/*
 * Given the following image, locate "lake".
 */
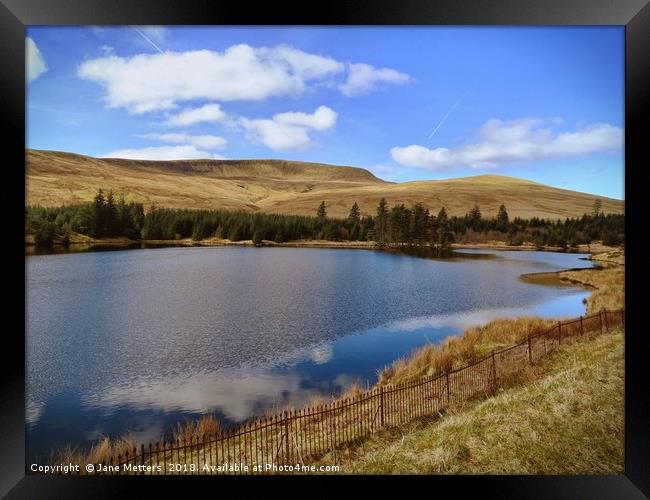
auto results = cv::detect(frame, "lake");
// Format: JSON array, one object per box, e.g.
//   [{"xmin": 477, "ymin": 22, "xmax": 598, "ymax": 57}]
[{"xmin": 26, "ymin": 246, "xmax": 593, "ymax": 460}]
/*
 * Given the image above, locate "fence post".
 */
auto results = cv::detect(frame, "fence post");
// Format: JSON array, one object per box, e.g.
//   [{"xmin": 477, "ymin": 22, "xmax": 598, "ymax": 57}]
[
  {"xmin": 622, "ymin": 309, "xmax": 625, "ymax": 328},
  {"xmin": 558, "ymin": 321, "xmax": 562, "ymax": 345},
  {"xmin": 580, "ymin": 315, "xmax": 584, "ymax": 336},
  {"xmin": 446, "ymin": 371, "xmax": 451, "ymax": 404},
  {"xmin": 332, "ymin": 413, "xmax": 337, "ymax": 460},
  {"xmin": 284, "ymin": 411, "xmax": 290, "ymax": 464},
  {"xmin": 491, "ymin": 350, "xmax": 497, "ymax": 391},
  {"xmin": 603, "ymin": 309, "xmax": 609, "ymax": 331},
  {"xmin": 528, "ymin": 334, "xmax": 533, "ymax": 364},
  {"xmin": 379, "ymin": 386, "xmax": 385, "ymax": 428},
  {"xmin": 599, "ymin": 311, "xmax": 603, "ymax": 334}
]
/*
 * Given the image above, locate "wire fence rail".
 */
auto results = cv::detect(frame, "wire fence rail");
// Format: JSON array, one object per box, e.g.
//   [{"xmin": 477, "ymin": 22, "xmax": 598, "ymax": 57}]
[{"xmin": 73, "ymin": 309, "xmax": 623, "ymax": 475}]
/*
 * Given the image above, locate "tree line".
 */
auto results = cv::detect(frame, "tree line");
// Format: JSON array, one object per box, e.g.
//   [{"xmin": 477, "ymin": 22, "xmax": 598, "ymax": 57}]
[{"xmin": 26, "ymin": 189, "xmax": 624, "ymax": 250}]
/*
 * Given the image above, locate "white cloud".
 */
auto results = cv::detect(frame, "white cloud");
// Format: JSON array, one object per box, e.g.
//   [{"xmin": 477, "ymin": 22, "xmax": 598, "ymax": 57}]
[
  {"xmin": 240, "ymin": 119, "xmax": 311, "ymax": 151},
  {"xmin": 102, "ymin": 145, "xmax": 224, "ymax": 160},
  {"xmin": 162, "ymin": 103, "xmax": 228, "ymax": 127},
  {"xmin": 273, "ymin": 105, "xmax": 337, "ymax": 131},
  {"xmin": 77, "ymin": 43, "xmax": 412, "ymax": 113},
  {"xmin": 137, "ymin": 132, "xmax": 227, "ymax": 150},
  {"xmin": 260, "ymin": 44, "xmax": 343, "ymax": 80},
  {"xmin": 390, "ymin": 118, "xmax": 623, "ymax": 171},
  {"xmin": 77, "ymin": 44, "xmax": 343, "ymax": 114},
  {"xmin": 339, "ymin": 62, "xmax": 411, "ymax": 97},
  {"xmin": 26, "ymin": 37, "xmax": 47, "ymax": 83},
  {"xmin": 239, "ymin": 105, "xmax": 337, "ymax": 151}
]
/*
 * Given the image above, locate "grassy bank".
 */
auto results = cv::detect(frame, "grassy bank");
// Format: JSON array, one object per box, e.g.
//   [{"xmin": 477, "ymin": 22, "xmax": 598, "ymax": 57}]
[
  {"xmin": 378, "ymin": 317, "xmax": 556, "ymax": 386},
  {"xmin": 379, "ymin": 249, "xmax": 624, "ymax": 387},
  {"xmin": 343, "ymin": 328, "xmax": 624, "ymax": 474},
  {"xmin": 559, "ymin": 249, "xmax": 624, "ymax": 313}
]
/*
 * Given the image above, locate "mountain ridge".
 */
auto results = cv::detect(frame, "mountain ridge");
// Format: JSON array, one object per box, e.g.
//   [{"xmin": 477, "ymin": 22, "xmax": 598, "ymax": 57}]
[{"xmin": 26, "ymin": 149, "xmax": 624, "ymax": 219}]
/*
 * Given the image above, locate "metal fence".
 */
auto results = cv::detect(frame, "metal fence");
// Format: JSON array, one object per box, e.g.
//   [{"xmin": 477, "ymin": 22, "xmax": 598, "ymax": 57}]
[{"xmin": 87, "ymin": 309, "xmax": 624, "ymax": 475}]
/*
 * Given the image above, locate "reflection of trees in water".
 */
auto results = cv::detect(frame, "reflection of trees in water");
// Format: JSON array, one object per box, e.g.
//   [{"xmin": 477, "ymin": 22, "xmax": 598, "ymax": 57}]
[{"xmin": 391, "ymin": 246, "xmax": 492, "ymax": 261}]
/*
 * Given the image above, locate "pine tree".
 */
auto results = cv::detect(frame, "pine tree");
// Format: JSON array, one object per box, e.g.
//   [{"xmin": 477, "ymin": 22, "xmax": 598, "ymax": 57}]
[
  {"xmin": 497, "ymin": 204, "xmax": 509, "ymax": 232},
  {"xmin": 105, "ymin": 190, "xmax": 118, "ymax": 236},
  {"xmin": 317, "ymin": 201, "xmax": 327, "ymax": 220},
  {"xmin": 348, "ymin": 202, "xmax": 361, "ymax": 223},
  {"xmin": 375, "ymin": 197, "xmax": 389, "ymax": 246},
  {"xmin": 274, "ymin": 226, "xmax": 285, "ymax": 243},
  {"xmin": 468, "ymin": 204, "xmax": 482, "ymax": 229},
  {"xmin": 92, "ymin": 189, "xmax": 106, "ymax": 237},
  {"xmin": 401, "ymin": 206, "xmax": 413, "ymax": 245},
  {"xmin": 411, "ymin": 202, "xmax": 428, "ymax": 245},
  {"xmin": 437, "ymin": 206, "xmax": 452, "ymax": 248},
  {"xmin": 252, "ymin": 229, "xmax": 263, "ymax": 246},
  {"xmin": 592, "ymin": 199, "xmax": 602, "ymax": 217}
]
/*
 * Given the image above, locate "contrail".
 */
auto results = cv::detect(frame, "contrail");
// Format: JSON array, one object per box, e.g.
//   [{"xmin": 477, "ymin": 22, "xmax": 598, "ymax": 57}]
[
  {"xmin": 133, "ymin": 27, "xmax": 164, "ymax": 54},
  {"xmin": 428, "ymin": 96, "xmax": 463, "ymax": 139}
]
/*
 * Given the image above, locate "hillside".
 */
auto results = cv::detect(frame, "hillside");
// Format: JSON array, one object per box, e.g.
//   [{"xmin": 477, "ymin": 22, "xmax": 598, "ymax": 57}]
[
  {"xmin": 344, "ymin": 329, "xmax": 624, "ymax": 474},
  {"xmin": 26, "ymin": 149, "xmax": 624, "ymax": 219}
]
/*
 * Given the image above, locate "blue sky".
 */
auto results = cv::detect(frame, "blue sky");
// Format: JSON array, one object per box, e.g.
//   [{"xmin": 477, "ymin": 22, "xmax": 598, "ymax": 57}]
[{"xmin": 26, "ymin": 26, "xmax": 624, "ymax": 199}]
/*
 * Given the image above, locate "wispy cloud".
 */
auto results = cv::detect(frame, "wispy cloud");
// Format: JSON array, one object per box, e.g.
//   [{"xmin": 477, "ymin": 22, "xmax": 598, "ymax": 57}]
[
  {"xmin": 99, "ymin": 45, "xmax": 114, "ymax": 55},
  {"xmin": 391, "ymin": 118, "xmax": 623, "ymax": 171},
  {"xmin": 136, "ymin": 132, "xmax": 227, "ymax": 150},
  {"xmin": 132, "ymin": 27, "xmax": 164, "ymax": 54},
  {"xmin": 428, "ymin": 95, "xmax": 464, "ymax": 139},
  {"xmin": 162, "ymin": 103, "xmax": 228, "ymax": 127},
  {"xmin": 339, "ymin": 63, "xmax": 412, "ymax": 97},
  {"xmin": 26, "ymin": 37, "xmax": 47, "ymax": 83},
  {"xmin": 102, "ymin": 145, "xmax": 225, "ymax": 160}
]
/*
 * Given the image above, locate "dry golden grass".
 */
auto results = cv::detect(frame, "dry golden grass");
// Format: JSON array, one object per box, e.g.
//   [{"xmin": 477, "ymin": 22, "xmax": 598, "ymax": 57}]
[
  {"xmin": 378, "ymin": 316, "xmax": 557, "ymax": 386},
  {"xmin": 55, "ymin": 434, "xmax": 139, "ymax": 467},
  {"xmin": 26, "ymin": 149, "xmax": 624, "ymax": 219},
  {"xmin": 56, "ymin": 414, "xmax": 223, "ymax": 466},
  {"xmin": 345, "ymin": 329, "xmax": 624, "ymax": 474},
  {"xmin": 172, "ymin": 414, "xmax": 222, "ymax": 444},
  {"xmin": 591, "ymin": 248, "xmax": 625, "ymax": 266},
  {"xmin": 560, "ymin": 250, "xmax": 624, "ymax": 314}
]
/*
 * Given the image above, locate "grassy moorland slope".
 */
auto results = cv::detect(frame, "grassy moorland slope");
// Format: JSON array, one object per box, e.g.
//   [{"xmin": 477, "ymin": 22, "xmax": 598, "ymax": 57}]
[
  {"xmin": 345, "ymin": 328, "xmax": 624, "ymax": 474},
  {"xmin": 26, "ymin": 149, "xmax": 624, "ymax": 219}
]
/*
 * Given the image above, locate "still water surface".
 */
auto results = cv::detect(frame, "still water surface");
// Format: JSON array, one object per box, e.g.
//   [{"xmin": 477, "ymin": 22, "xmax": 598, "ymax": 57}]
[{"xmin": 26, "ymin": 247, "xmax": 593, "ymax": 459}]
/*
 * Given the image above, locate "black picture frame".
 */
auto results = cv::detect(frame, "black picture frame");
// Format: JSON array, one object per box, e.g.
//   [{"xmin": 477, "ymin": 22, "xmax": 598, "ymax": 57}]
[{"xmin": 2, "ymin": 0, "xmax": 647, "ymax": 497}]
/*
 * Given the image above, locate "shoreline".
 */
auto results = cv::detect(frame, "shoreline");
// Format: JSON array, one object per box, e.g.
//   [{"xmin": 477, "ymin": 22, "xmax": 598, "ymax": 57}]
[
  {"xmin": 25, "ymin": 233, "xmax": 620, "ymax": 256},
  {"xmin": 519, "ymin": 269, "xmax": 599, "ymax": 288}
]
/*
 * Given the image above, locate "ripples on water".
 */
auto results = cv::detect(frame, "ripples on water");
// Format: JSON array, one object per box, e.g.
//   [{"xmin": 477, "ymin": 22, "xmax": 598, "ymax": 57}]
[{"xmin": 26, "ymin": 247, "xmax": 593, "ymax": 458}]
